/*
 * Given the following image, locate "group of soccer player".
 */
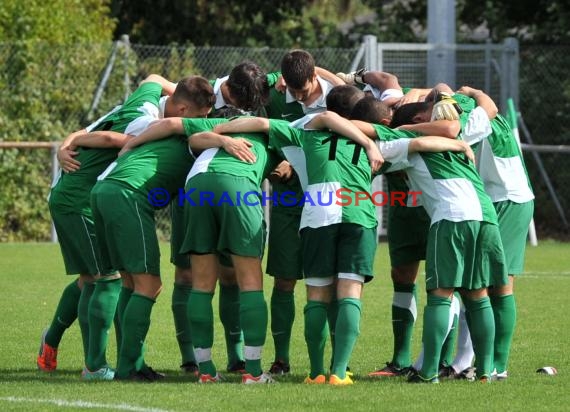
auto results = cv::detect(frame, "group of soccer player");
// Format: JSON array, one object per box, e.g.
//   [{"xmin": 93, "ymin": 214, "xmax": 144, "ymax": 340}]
[{"xmin": 38, "ymin": 48, "xmax": 534, "ymax": 385}]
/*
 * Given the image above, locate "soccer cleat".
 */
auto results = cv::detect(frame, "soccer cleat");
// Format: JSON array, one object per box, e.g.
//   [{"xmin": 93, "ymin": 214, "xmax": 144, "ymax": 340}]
[
  {"xmin": 242, "ymin": 372, "xmax": 276, "ymax": 384},
  {"xmin": 368, "ymin": 362, "xmax": 411, "ymax": 377},
  {"xmin": 407, "ymin": 370, "xmax": 439, "ymax": 384},
  {"xmin": 329, "ymin": 374, "xmax": 354, "ymax": 385},
  {"xmin": 304, "ymin": 374, "xmax": 326, "ymax": 384},
  {"xmin": 490, "ymin": 369, "xmax": 508, "ymax": 381},
  {"xmin": 139, "ymin": 365, "xmax": 166, "ymax": 381},
  {"xmin": 269, "ymin": 360, "xmax": 290, "ymax": 375},
  {"xmin": 439, "ymin": 365, "xmax": 476, "ymax": 381},
  {"xmin": 180, "ymin": 361, "xmax": 199, "ymax": 376},
  {"xmin": 198, "ymin": 373, "xmax": 223, "ymax": 383},
  {"xmin": 81, "ymin": 366, "xmax": 115, "ymax": 381},
  {"xmin": 37, "ymin": 329, "xmax": 58, "ymax": 372},
  {"xmin": 226, "ymin": 360, "xmax": 246, "ymax": 374}
]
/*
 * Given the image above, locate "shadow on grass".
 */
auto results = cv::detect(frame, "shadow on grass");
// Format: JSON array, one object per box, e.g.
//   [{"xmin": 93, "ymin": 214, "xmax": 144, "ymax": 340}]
[{"xmin": 0, "ymin": 369, "xmax": 312, "ymax": 384}]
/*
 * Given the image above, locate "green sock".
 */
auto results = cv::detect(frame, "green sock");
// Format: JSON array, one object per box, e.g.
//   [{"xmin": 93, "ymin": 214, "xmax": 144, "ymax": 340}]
[
  {"xmin": 188, "ymin": 290, "xmax": 216, "ymax": 376},
  {"xmin": 77, "ymin": 281, "xmax": 95, "ymax": 361},
  {"xmin": 114, "ymin": 286, "xmax": 132, "ymax": 365},
  {"xmin": 439, "ymin": 292, "xmax": 460, "ymax": 367},
  {"xmin": 304, "ymin": 300, "xmax": 328, "ymax": 379},
  {"xmin": 172, "ymin": 283, "xmax": 195, "ymax": 365},
  {"xmin": 463, "ymin": 296, "xmax": 495, "ymax": 378},
  {"xmin": 490, "ymin": 294, "xmax": 516, "ymax": 374},
  {"xmin": 219, "ymin": 284, "xmax": 243, "ymax": 366},
  {"xmin": 420, "ymin": 294, "xmax": 451, "ymax": 379},
  {"xmin": 86, "ymin": 277, "xmax": 121, "ymax": 370},
  {"xmin": 391, "ymin": 283, "xmax": 417, "ymax": 368},
  {"xmin": 116, "ymin": 293, "xmax": 155, "ymax": 379},
  {"xmin": 45, "ymin": 279, "xmax": 81, "ymax": 348},
  {"xmin": 331, "ymin": 298, "xmax": 362, "ymax": 378},
  {"xmin": 240, "ymin": 290, "xmax": 268, "ymax": 377},
  {"xmin": 270, "ymin": 288, "xmax": 295, "ymax": 363},
  {"xmin": 327, "ymin": 296, "xmax": 338, "ymax": 369}
]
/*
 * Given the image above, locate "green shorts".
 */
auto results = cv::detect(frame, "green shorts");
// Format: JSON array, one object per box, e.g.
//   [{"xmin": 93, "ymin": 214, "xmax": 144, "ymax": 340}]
[
  {"xmin": 180, "ymin": 173, "xmax": 265, "ymax": 258},
  {"xmin": 425, "ymin": 220, "xmax": 507, "ymax": 290},
  {"xmin": 387, "ymin": 204, "xmax": 430, "ymax": 267},
  {"xmin": 300, "ymin": 223, "xmax": 377, "ymax": 282},
  {"xmin": 49, "ymin": 206, "xmax": 107, "ymax": 276},
  {"xmin": 91, "ymin": 180, "xmax": 161, "ymax": 276},
  {"xmin": 495, "ymin": 200, "xmax": 534, "ymax": 275},
  {"xmin": 266, "ymin": 209, "xmax": 303, "ymax": 280},
  {"xmin": 170, "ymin": 198, "xmax": 190, "ymax": 269}
]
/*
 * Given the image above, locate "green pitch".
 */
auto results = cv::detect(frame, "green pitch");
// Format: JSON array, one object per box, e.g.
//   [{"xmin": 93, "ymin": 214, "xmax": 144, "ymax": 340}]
[{"xmin": 0, "ymin": 241, "xmax": 568, "ymax": 411}]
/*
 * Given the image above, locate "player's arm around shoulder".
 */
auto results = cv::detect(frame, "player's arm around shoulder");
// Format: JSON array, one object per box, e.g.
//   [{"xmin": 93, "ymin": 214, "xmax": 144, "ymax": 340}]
[
  {"xmin": 409, "ymin": 136, "xmax": 474, "ymax": 161},
  {"xmin": 118, "ymin": 117, "xmax": 185, "ymax": 156},
  {"xmin": 189, "ymin": 131, "xmax": 256, "ymax": 163},
  {"xmin": 140, "ymin": 74, "xmax": 177, "ymax": 96},
  {"xmin": 307, "ymin": 111, "xmax": 383, "ymax": 172},
  {"xmin": 213, "ymin": 116, "xmax": 269, "ymax": 135}
]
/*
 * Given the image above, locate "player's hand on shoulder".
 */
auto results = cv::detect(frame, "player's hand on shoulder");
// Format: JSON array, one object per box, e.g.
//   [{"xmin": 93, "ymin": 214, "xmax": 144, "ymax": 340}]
[
  {"xmin": 57, "ymin": 146, "xmax": 80, "ymax": 173},
  {"xmin": 222, "ymin": 137, "xmax": 256, "ymax": 163}
]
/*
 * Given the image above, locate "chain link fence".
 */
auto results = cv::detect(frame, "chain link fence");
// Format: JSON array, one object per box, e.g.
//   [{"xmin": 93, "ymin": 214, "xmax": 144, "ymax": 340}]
[{"xmin": 0, "ymin": 39, "xmax": 568, "ymax": 241}]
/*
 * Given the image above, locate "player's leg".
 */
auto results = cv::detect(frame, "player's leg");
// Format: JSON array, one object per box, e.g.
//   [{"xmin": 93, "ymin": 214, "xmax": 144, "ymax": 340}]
[
  {"xmin": 169, "ymin": 198, "xmax": 198, "ymax": 373},
  {"xmin": 266, "ymin": 210, "xmax": 303, "ymax": 374},
  {"xmin": 460, "ymin": 221, "xmax": 507, "ymax": 381},
  {"xmin": 411, "ymin": 220, "xmax": 477, "ymax": 383},
  {"xmin": 40, "ymin": 208, "xmax": 103, "ymax": 371},
  {"xmin": 172, "ymin": 265, "xmax": 197, "ymax": 373},
  {"xmin": 96, "ymin": 185, "xmax": 163, "ymax": 381},
  {"xmin": 187, "ymin": 253, "xmax": 219, "ymax": 380},
  {"xmin": 371, "ymin": 204, "xmax": 429, "ymax": 377},
  {"xmin": 489, "ymin": 200, "xmax": 533, "ymax": 379},
  {"xmin": 330, "ymin": 223, "xmax": 376, "ymax": 385},
  {"xmin": 232, "ymin": 255, "xmax": 273, "ymax": 384},
  {"xmin": 217, "ymin": 261, "xmax": 245, "ymax": 373}
]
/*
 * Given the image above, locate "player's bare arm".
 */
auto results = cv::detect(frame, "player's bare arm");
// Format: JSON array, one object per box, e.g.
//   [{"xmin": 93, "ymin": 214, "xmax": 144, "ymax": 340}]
[
  {"xmin": 118, "ymin": 117, "xmax": 184, "ymax": 156},
  {"xmin": 213, "ymin": 117, "xmax": 269, "ymax": 134},
  {"xmin": 188, "ymin": 131, "xmax": 256, "ymax": 163}
]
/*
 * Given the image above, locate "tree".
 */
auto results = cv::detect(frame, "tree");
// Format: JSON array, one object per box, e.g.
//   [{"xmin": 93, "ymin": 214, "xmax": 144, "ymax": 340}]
[{"xmin": 0, "ymin": 0, "xmax": 116, "ymax": 241}]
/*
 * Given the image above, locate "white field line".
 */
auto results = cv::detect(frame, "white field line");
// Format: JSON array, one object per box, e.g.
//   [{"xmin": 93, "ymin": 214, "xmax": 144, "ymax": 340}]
[{"xmin": 0, "ymin": 396, "xmax": 171, "ymax": 412}]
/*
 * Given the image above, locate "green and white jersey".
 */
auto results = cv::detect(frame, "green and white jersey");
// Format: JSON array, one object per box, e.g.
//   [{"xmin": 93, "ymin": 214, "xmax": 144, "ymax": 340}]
[
  {"xmin": 268, "ymin": 119, "xmax": 377, "ymax": 230},
  {"xmin": 97, "ymin": 135, "xmax": 194, "ymax": 208},
  {"xmin": 264, "ymin": 75, "xmax": 333, "ymax": 121},
  {"xmin": 49, "ymin": 82, "xmax": 164, "ymax": 214},
  {"xmin": 372, "ymin": 124, "xmax": 498, "ymax": 225},
  {"xmin": 369, "ymin": 123, "xmax": 420, "ymax": 206},
  {"xmin": 461, "ymin": 111, "xmax": 534, "ymax": 203},
  {"xmin": 184, "ymin": 118, "xmax": 278, "ymax": 188}
]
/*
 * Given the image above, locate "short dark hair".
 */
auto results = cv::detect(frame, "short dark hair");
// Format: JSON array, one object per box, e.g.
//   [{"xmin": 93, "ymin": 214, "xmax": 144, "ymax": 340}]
[
  {"xmin": 389, "ymin": 102, "xmax": 430, "ymax": 128},
  {"xmin": 326, "ymin": 85, "xmax": 365, "ymax": 119},
  {"xmin": 226, "ymin": 61, "xmax": 270, "ymax": 111},
  {"xmin": 280, "ymin": 49, "xmax": 315, "ymax": 90},
  {"xmin": 172, "ymin": 76, "xmax": 216, "ymax": 108},
  {"xmin": 350, "ymin": 96, "xmax": 392, "ymax": 124}
]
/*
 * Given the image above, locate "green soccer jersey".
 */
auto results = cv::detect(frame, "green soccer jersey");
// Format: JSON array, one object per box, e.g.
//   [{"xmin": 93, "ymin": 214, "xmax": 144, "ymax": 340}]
[
  {"xmin": 97, "ymin": 134, "xmax": 194, "ymax": 207},
  {"xmin": 182, "ymin": 118, "xmax": 279, "ymax": 188},
  {"xmin": 49, "ymin": 82, "xmax": 163, "ymax": 214},
  {"xmin": 371, "ymin": 124, "xmax": 498, "ymax": 225},
  {"xmin": 268, "ymin": 119, "xmax": 377, "ymax": 229},
  {"xmin": 462, "ymin": 112, "xmax": 534, "ymax": 203},
  {"xmin": 373, "ymin": 124, "xmax": 420, "ymax": 205}
]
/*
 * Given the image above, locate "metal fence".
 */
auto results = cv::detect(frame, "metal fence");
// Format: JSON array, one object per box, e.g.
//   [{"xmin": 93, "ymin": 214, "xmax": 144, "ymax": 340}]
[{"xmin": 0, "ymin": 37, "xmax": 568, "ymax": 241}]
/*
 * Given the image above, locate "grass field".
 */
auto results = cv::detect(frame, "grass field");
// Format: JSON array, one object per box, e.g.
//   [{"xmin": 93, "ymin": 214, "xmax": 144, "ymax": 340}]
[{"xmin": 0, "ymin": 240, "xmax": 568, "ymax": 411}]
